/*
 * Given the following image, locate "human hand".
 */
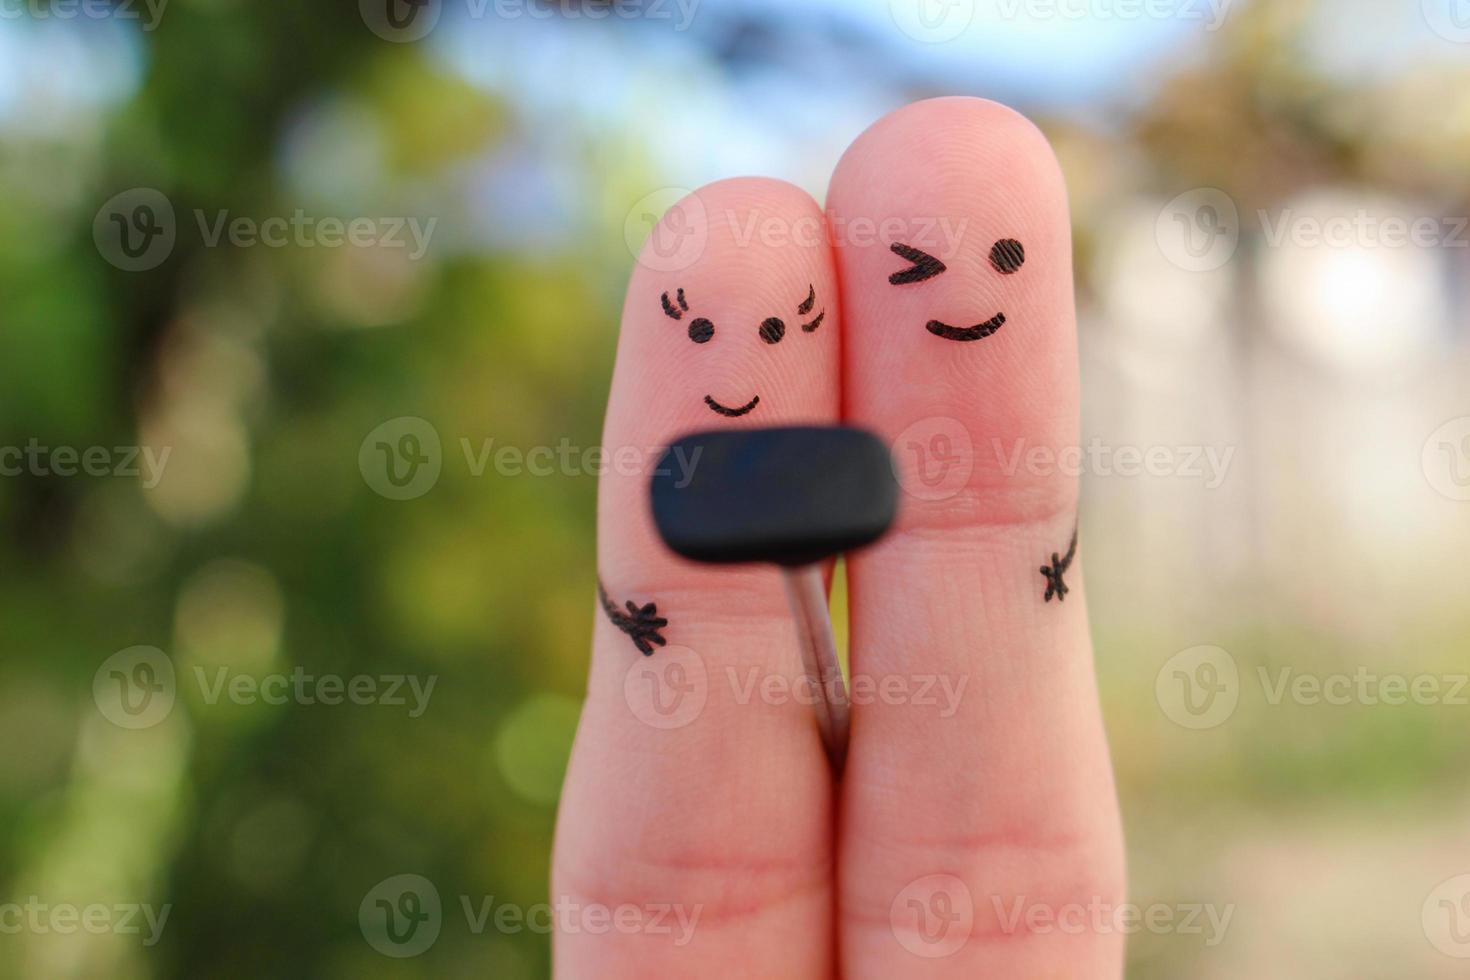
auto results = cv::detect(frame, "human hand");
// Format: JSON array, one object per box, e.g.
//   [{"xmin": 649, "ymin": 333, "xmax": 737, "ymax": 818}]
[{"xmin": 553, "ymin": 97, "xmax": 1125, "ymax": 979}]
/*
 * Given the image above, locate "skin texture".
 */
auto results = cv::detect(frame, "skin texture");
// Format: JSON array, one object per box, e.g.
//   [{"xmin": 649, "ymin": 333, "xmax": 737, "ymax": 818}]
[
  {"xmin": 555, "ymin": 177, "xmax": 840, "ymax": 978},
  {"xmin": 553, "ymin": 98, "xmax": 1124, "ymax": 978}
]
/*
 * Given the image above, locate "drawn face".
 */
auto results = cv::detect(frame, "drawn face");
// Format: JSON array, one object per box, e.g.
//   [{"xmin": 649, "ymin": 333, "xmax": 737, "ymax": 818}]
[
  {"xmin": 659, "ymin": 282, "xmax": 827, "ymax": 417},
  {"xmin": 886, "ymin": 237, "xmax": 1026, "ymax": 341}
]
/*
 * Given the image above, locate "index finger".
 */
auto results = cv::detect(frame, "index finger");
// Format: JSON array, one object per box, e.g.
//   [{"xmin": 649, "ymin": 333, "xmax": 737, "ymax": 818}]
[
  {"xmin": 828, "ymin": 98, "xmax": 1126, "ymax": 977},
  {"xmin": 553, "ymin": 177, "xmax": 841, "ymax": 978}
]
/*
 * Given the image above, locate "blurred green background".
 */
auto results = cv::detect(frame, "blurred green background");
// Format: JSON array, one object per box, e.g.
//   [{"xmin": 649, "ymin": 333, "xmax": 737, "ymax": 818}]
[{"xmin": 3, "ymin": 0, "xmax": 1470, "ymax": 976}]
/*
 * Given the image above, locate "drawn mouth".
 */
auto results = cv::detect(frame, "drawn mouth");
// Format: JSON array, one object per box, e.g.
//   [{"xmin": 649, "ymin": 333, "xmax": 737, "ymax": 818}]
[
  {"xmin": 926, "ymin": 312, "xmax": 1006, "ymax": 342},
  {"xmin": 704, "ymin": 394, "xmax": 760, "ymax": 417}
]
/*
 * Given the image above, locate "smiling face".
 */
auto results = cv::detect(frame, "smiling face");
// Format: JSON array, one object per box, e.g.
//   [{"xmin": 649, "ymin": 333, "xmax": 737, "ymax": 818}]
[
  {"xmin": 608, "ymin": 178, "xmax": 836, "ymax": 435},
  {"xmin": 659, "ymin": 282, "xmax": 828, "ymax": 417},
  {"xmin": 826, "ymin": 97, "xmax": 1076, "ymax": 525},
  {"xmin": 886, "ymin": 237, "xmax": 1026, "ymax": 341},
  {"xmin": 599, "ymin": 176, "xmax": 839, "ymax": 596}
]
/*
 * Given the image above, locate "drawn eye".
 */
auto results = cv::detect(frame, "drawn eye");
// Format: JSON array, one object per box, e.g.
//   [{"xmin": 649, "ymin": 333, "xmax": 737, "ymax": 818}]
[
  {"xmin": 888, "ymin": 243, "xmax": 946, "ymax": 285},
  {"xmin": 759, "ymin": 317, "xmax": 785, "ymax": 344},
  {"xmin": 796, "ymin": 283, "xmax": 825, "ymax": 333},
  {"xmin": 990, "ymin": 238, "xmax": 1025, "ymax": 274},
  {"xmin": 688, "ymin": 318, "xmax": 714, "ymax": 344},
  {"xmin": 661, "ymin": 288, "xmax": 690, "ymax": 320}
]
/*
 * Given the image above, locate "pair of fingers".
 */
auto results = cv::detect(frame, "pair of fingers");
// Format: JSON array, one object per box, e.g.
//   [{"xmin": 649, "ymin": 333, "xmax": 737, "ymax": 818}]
[{"xmin": 553, "ymin": 97, "xmax": 1124, "ymax": 978}]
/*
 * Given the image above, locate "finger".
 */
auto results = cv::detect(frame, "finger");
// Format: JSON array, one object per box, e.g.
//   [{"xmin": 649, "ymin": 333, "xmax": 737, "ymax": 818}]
[
  {"xmin": 553, "ymin": 178, "xmax": 840, "ymax": 978},
  {"xmin": 828, "ymin": 98, "xmax": 1125, "ymax": 977}
]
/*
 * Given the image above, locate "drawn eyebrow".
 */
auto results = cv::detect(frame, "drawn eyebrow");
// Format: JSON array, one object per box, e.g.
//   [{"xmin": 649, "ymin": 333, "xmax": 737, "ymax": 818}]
[
  {"xmin": 661, "ymin": 288, "xmax": 690, "ymax": 321},
  {"xmin": 797, "ymin": 284, "xmax": 815, "ymax": 315},
  {"xmin": 888, "ymin": 243, "xmax": 946, "ymax": 285}
]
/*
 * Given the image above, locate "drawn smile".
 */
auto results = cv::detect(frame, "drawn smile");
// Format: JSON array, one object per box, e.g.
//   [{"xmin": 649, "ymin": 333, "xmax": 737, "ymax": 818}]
[
  {"xmin": 704, "ymin": 394, "xmax": 760, "ymax": 417},
  {"xmin": 926, "ymin": 312, "xmax": 1006, "ymax": 342}
]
